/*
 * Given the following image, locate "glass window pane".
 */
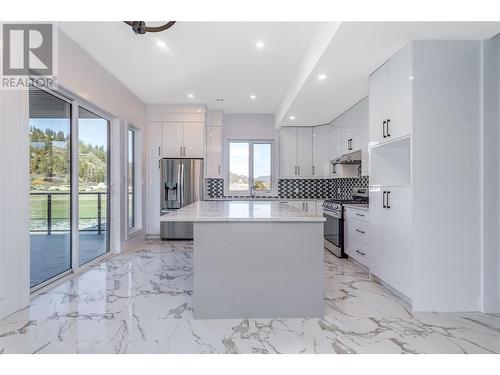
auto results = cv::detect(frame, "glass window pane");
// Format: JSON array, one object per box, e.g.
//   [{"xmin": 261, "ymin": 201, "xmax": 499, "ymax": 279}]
[
  {"xmin": 229, "ymin": 142, "xmax": 249, "ymax": 191},
  {"xmin": 253, "ymin": 143, "xmax": 272, "ymax": 190},
  {"xmin": 78, "ymin": 106, "xmax": 109, "ymax": 265},
  {"xmin": 29, "ymin": 87, "xmax": 72, "ymax": 287},
  {"xmin": 128, "ymin": 129, "xmax": 135, "ymax": 229}
]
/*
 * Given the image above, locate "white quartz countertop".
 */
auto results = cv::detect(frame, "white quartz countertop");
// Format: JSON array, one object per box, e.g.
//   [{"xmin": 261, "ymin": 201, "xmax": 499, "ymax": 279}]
[{"xmin": 159, "ymin": 200, "xmax": 326, "ymax": 222}]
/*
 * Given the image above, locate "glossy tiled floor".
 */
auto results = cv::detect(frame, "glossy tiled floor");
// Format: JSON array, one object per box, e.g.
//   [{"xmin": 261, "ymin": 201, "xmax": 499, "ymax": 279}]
[{"xmin": 1, "ymin": 240, "xmax": 499, "ymax": 354}]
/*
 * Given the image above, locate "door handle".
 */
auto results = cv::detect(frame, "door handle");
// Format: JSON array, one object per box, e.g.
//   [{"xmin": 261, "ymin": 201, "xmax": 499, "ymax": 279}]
[
  {"xmin": 183, "ymin": 146, "xmax": 186, "ymax": 156},
  {"xmin": 356, "ymin": 250, "xmax": 366, "ymax": 256},
  {"xmin": 383, "ymin": 191, "xmax": 387, "ymax": 208},
  {"xmin": 386, "ymin": 119, "xmax": 391, "ymax": 137},
  {"xmin": 218, "ymin": 165, "xmax": 221, "ymax": 175},
  {"xmin": 386, "ymin": 191, "xmax": 391, "ymax": 208},
  {"xmin": 383, "ymin": 120, "xmax": 387, "ymax": 138},
  {"xmin": 158, "ymin": 146, "xmax": 161, "ymax": 156},
  {"xmin": 180, "ymin": 146, "xmax": 182, "ymax": 156},
  {"xmin": 298, "ymin": 166, "xmax": 300, "ymax": 175},
  {"xmin": 312, "ymin": 166, "xmax": 315, "ymax": 175}
]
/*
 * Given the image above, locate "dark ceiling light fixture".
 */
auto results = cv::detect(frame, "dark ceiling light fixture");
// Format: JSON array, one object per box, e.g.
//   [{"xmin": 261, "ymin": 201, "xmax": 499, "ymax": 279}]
[{"xmin": 124, "ymin": 21, "xmax": 176, "ymax": 35}]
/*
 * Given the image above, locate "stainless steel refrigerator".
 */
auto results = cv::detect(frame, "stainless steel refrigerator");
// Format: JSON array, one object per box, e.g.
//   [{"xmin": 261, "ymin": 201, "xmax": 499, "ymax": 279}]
[{"xmin": 160, "ymin": 158, "xmax": 204, "ymax": 240}]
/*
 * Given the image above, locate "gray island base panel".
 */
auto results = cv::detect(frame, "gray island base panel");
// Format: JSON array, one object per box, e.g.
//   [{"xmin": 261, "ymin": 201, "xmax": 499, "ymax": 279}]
[
  {"xmin": 160, "ymin": 201, "xmax": 325, "ymax": 319},
  {"xmin": 193, "ymin": 222, "xmax": 324, "ymax": 319}
]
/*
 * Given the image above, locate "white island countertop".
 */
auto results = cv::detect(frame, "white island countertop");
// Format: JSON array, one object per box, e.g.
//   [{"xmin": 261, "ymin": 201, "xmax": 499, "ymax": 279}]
[{"xmin": 159, "ymin": 200, "xmax": 325, "ymax": 222}]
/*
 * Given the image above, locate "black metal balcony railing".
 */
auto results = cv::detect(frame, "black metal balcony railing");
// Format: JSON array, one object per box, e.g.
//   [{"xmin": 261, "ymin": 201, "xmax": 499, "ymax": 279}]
[{"xmin": 30, "ymin": 191, "xmax": 107, "ymax": 235}]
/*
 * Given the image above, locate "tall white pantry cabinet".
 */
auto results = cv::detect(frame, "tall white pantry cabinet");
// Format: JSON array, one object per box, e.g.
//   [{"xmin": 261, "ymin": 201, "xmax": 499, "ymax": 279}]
[{"xmin": 368, "ymin": 41, "xmax": 483, "ymax": 311}]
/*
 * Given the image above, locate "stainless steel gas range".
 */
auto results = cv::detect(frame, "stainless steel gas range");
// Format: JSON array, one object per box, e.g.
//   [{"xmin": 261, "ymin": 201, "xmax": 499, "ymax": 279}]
[{"xmin": 322, "ymin": 188, "xmax": 368, "ymax": 258}]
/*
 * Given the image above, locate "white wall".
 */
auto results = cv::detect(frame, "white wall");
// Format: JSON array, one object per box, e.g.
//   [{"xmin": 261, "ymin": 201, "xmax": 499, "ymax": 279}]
[
  {"xmin": 222, "ymin": 114, "xmax": 279, "ymax": 195},
  {"xmin": 482, "ymin": 35, "xmax": 500, "ymax": 312},
  {"xmin": 0, "ymin": 29, "xmax": 147, "ymax": 318},
  {"xmin": 0, "ymin": 90, "xmax": 30, "ymax": 319},
  {"xmin": 58, "ymin": 30, "xmax": 148, "ymax": 247}
]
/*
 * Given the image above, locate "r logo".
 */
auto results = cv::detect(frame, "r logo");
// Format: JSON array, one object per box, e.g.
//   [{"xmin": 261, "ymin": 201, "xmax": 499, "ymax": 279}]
[{"xmin": 2, "ymin": 24, "xmax": 53, "ymax": 75}]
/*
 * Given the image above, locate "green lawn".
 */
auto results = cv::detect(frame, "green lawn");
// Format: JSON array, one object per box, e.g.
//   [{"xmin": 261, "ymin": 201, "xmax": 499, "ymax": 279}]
[{"xmin": 30, "ymin": 193, "xmax": 107, "ymax": 220}]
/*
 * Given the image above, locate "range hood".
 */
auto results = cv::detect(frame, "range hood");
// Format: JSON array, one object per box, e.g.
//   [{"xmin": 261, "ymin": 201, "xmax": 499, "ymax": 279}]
[{"xmin": 330, "ymin": 150, "xmax": 362, "ymax": 166}]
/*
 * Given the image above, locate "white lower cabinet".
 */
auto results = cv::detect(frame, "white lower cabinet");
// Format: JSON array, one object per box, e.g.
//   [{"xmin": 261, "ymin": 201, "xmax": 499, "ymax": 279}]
[
  {"xmin": 345, "ymin": 207, "xmax": 369, "ymax": 267},
  {"xmin": 369, "ymin": 186, "xmax": 412, "ymax": 298},
  {"xmin": 147, "ymin": 158, "xmax": 161, "ymax": 235}
]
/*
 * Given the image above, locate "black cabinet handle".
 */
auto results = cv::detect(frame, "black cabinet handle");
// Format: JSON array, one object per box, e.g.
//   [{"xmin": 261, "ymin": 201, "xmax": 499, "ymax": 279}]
[
  {"xmin": 356, "ymin": 250, "xmax": 366, "ymax": 256},
  {"xmin": 355, "ymin": 213, "xmax": 365, "ymax": 217},
  {"xmin": 383, "ymin": 191, "xmax": 387, "ymax": 208},
  {"xmin": 383, "ymin": 120, "xmax": 387, "ymax": 138},
  {"xmin": 356, "ymin": 229, "xmax": 365, "ymax": 234},
  {"xmin": 387, "ymin": 191, "xmax": 391, "ymax": 208},
  {"xmin": 386, "ymin": 119, "xmax": 391, "ymax": 137}
]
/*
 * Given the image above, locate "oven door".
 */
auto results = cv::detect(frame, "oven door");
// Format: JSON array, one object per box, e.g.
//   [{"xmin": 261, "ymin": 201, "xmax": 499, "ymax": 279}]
[{"xmin": 323, "ymin": 208, "xmax": 345, "ymax": 258}]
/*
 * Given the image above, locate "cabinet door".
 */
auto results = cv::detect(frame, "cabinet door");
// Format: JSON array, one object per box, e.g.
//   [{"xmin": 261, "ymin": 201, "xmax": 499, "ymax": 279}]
[
  {"xmin": 206, "ymin": 126, "xmax": 222, "ymax": 177},
  {"xmin": 341, "ymin": 110, "xmax": 352, "ymax": 155},
  {"xmin": 296, "ymin": 127, "xmax": 313, "ymax": 177},
  {"xmin": 368, "ymin": 62, "xmax": 389, "ymax": 146},
  {"xmin": 312, "ymin": 125, "xmax": 331, "ymax": 177},
  {"xmin": 383, "ymin": 186, "xmax": 412, "ymax": 298},
  {"xmin": 358, "ymin": 98, "xmax": 369, "ymax": 176},
  {"xmin": 368, "ymin": 186, "xmax": 384, "ymax": 280},
  {"xmin": 162, "ymin": 122, "xmax": 184, "ymax": 157},
  {"xmin": 280, "ymin": 127, "xmax": 298, "ymax": 178},
  {"xmin": 183, "ymin": 122, "xmax": 204, "ymax": 158},
  {"xmin": 387, "ymin": 44, "xmax": 412, "ymax": 141},
  {"xmin": 148, "ymin": 122, "xmax": 163, "ymax": 157},
  {"xmin": 147, "ymin": 158, "xmax": 161, "ymax": 235}
]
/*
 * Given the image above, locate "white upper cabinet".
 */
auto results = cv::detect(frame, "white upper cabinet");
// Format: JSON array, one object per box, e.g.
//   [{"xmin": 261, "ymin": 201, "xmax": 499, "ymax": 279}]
[
  {"xmin": 148, "ymin": 122, "xmax": 163, "ymax": 158},
  {"xmin": 280, "ymin": 127, "xmax": 298, "ymax": 178},
  {"xmin": 162, "ymin": 122, "xmax": 184, "ymax": 157},
  {"xmin": 279, "ymin": 127, "xmax": 313, "ymax": 178},
  {"xmin": 312, "ymin": 125, "xmax": 332, "ymax": 178},
  {"xmin": 296, "ymin": 127, "xmax": 313, "ymax": 177},
  {"xmin": 151, "ymin": 122, "xmax": 205, "ymax": 158},
  {"xmin": 183, "ymin": 122, "xmax": 204, "ymax": 158},
  {"xmin": 369, "ymin": 44, "xmax": 412, "ymax": 146},
  {"xmin": 206, "ymin": 126, "xmax": 222, "ymax": 177}
]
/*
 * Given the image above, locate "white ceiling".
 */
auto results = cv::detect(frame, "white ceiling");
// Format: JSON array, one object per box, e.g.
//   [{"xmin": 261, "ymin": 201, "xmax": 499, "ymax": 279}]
[
  {"xmin": 60, "ymin": 21, "xmax": 500, "ymax": 126},
  {"xmin": 59, "ymin": 22, "xmax": 321, "ymax": 113},
  {"xmin": 278, "ymin": 21, "xmax": 500, "ymax": 127}
]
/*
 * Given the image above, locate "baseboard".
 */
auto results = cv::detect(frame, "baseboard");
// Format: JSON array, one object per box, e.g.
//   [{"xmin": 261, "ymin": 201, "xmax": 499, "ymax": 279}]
[
  {"xmin": 370, "ymin": 273, "xmax": 412, "ymax": 307},
  {"xmin": 122, "ymin": 233, "xmax": 147, "ymax": 252},
  {"xmin": 483, "ymin": 298, "xmax": 500, "ymax": 313}
]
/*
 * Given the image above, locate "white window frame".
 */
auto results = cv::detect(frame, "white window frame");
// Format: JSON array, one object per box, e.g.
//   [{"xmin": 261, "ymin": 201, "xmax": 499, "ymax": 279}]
[{"xmin": 225, "ymin": 139, "xmax": 274, "ymax": 196}]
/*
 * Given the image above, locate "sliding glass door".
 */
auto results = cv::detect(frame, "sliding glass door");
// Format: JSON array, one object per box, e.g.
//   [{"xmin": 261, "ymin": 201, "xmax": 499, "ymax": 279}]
[
  {"xmin": 29, "ymin": 88, "xmax": 72, "ymax": 288},
  {"xmin": 78, "ymin": 107, "xmax": 110, "ymax": 265},
  {"xmin": 29, "ymin": 87, "xmax": 111, "ymax": 288}
]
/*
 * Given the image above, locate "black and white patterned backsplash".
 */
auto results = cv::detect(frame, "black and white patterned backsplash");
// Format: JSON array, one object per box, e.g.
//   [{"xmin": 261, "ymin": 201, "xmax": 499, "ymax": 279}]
[
  {"xmin": 205, "ymin": 176, "xmax": 369, "ymax": 200},
  {"xmin": 204, "ymin": 178, "xmax": 224, "ymax": 198}
]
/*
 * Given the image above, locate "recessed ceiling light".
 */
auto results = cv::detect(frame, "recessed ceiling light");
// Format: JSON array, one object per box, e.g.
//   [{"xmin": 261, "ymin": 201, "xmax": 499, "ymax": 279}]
[
  {"xmin": 187, "ymin": 93, "xmax": 194, "ymax": 99},
  {"xmin": 250, "ymin": 94, "xmax": 256, "ymax": 100},
  {"xmin": 156, "ymin": 40, "xmax": 168, "ymax": 49},
  {"xmin": 289, "ymin": 116, "xmax": 296, "ymax": 120},
  {"xmin": 318, "ymin": 74, "xmax": 327, "ymax": 80},
  {"xmin": 255, "ymin": 41, "xmax": 265, "ymax": 49}
]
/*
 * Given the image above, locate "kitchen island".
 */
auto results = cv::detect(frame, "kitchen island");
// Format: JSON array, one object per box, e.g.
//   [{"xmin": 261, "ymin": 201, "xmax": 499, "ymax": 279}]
[{"xmin": 160, "ymin": 200, "xmax": 325, "ymax": 319}]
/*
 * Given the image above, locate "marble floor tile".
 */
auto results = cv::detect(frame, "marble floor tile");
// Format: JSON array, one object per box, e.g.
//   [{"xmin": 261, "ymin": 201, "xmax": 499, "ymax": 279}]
[{"xmin": 1, "ymin": 240, "xmax": 499, "ymax": 354}]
